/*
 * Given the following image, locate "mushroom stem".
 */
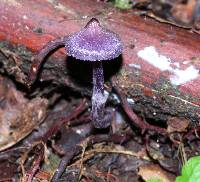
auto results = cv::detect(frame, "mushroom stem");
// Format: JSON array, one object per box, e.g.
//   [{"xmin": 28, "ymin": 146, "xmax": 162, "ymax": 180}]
[
  {"xmin": 92, "ymin": 62, "xmax": 109, "ymax": 128},
  {"xmin": 28, "ymin": 37, "xmax": 67, "ymax": 86}
]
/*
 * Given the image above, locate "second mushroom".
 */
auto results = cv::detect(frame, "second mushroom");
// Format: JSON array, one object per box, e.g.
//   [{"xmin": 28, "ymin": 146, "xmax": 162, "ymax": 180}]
[{"xmin": 28, "ymin": 18, "xmax": 123, "ymax": 128}]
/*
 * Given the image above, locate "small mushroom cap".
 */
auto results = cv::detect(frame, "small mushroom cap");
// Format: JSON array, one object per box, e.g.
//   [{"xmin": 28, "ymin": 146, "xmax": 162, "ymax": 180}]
[{"xmin": 65, "ymin": 18, "xmax": 122, "ymax": 61}]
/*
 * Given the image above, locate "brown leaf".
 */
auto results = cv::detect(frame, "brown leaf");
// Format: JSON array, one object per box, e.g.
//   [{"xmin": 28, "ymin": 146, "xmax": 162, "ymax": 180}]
[
  {"xmin": 167, "ymin": 117, "xmax": 189, "ymax": 133},
  {"xmin": 138, "ymin": 164, "xmax": 175, "ymax": 182},
  {"xmin": 0, "ymin": 76, "xmax": 48, "ymax": 151}
]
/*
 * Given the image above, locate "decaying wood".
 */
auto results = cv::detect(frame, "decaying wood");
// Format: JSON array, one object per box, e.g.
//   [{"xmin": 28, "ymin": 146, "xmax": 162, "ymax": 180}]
[{"xmin": 0, "ymin": 0, "xmax": 199, "ymax": 125}]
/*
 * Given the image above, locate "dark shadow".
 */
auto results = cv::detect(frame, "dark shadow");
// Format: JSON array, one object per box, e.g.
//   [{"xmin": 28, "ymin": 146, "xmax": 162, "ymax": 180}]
[
  {"xmin": 66, "ymin": 56, "xmax": 93, "ymax": 87},
  {"xmin": 66, "ymin": 55, "xmax": 123, "ymax": 87},
  {"xmin": 103, "ymin": 55, "xmax": 123, "ymax": 81}
]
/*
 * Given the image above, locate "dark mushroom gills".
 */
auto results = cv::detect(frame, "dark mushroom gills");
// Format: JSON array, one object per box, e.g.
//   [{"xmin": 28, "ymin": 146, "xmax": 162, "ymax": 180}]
[{"xmin": 28, "ymin": 18, "xmax": 122, "ymax": 128}]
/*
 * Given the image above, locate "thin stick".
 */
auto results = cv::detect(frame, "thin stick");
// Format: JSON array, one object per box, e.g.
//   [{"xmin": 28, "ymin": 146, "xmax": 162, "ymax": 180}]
[
  {"xmin": 50, "ymin": 134, "xmax": 128, "ymax": 182},
  {"xmin": 41, "ymin": 99, "xmax": 87, "ymax": 143},
  {"xmin": 112, "ymin": 83, "xmax": 166, "ymax": 135},
  {"xmin": 27, "ymin": 37, "xmax": 67, "ymax": 86}
]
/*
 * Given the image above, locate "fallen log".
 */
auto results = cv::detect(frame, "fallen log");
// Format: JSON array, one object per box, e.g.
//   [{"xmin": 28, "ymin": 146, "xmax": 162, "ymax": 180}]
[{"xmin": 0, "ymin": 0, "xmax": 199, "ymax": 125}]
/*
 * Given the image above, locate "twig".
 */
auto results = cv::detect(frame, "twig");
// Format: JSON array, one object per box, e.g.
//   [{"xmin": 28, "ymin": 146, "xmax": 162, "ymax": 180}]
[
  {"xmin": 20, "ymin": 142, "xmax": 45, "ymax": 182},
  {"xmin": 27, "ymin": 37, "xmax": 67, "ymax": 86},
  {"xmin": 112, "ymin": 82, "xmax": 167, "ymax": 135},
  {"xmin": 50, "ymin": 134, "xmax": 128, "ymax": 182},
  {"xmin": 41, "ymin": 99, "xmax": 88, "ymax": 143},
  {"xmin": 184, "ymin": 125, "xmax": 200, "ymax": 140}
]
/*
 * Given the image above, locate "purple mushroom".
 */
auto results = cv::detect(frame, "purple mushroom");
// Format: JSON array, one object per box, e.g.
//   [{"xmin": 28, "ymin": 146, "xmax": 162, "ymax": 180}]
[
  {"xmin": 65, "ymin": 18, "xmax": 122, "ymax": 128},
  {"xmin": 28, "ymin": 18, "xmax": 122, "ymax": 128}
]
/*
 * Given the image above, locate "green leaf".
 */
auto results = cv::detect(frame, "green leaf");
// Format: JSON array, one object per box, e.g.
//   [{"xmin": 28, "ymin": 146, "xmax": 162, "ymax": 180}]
[
  {"xmin": 114, "ymin": 0, "xmax": 132, "ymax": 9},
  {"xmin": 175, "ymin": 156, "xmax": 200, "ymax": 182},
  {"xmin": 146, "ymin": 178, "xmax": 163, "ymax": 182}
]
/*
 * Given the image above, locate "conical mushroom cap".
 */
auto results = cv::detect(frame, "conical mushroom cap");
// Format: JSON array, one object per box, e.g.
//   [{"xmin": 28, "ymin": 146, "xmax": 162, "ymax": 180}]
[{"xmin": 65, "ymin": 18, "xmax": 122, "ymax": 61}]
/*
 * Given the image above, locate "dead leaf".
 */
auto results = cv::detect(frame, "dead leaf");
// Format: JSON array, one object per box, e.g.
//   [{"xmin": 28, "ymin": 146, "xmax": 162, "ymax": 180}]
[
  {"xmin": 0, "ymin": 76, "xmax": 48, "ymax": 151},
  {"xmin": 167, "ymin": 117, "xmax": 189, "ymax": 133},
  {"xmin": 138, "ymin": 164, "xmax": 175, "ymax": 182}
]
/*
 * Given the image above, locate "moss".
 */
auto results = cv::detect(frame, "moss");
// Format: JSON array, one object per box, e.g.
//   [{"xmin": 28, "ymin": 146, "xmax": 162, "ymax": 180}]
[{"xmin": 113, "ymin": 0, "xmax": 132, "ymax": 9}]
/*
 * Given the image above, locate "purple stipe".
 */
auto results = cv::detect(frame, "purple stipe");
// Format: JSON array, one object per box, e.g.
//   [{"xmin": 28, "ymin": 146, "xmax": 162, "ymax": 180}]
[
  {"xmin": 65, "ymin": 18, "xmax": 122, "ymax": 61},
  {"xmin": 92, "ymin": 62, "xmax": 110, "ymax": 128},
  {"xmin": 28, "ymin": 37, "xmax": 66, "ymax": 85}
]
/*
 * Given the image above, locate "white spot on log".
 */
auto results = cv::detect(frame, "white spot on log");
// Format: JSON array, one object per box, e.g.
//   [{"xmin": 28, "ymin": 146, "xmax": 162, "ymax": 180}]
[
  {"xmin": 137, "ymin": 46, "xmax": 199, "ymax": 85},
  {"xmin": 129, "ymin": 64, "xmax": 141, "ymax": 69},
  {"xmin": 170, "ymin": 66, "xmax": 199, "ymax": 85},
  {"xmin": 137, "ymin": 46, "xmax": 172, "ymax": 71},
  {"xmin": 183, "ymin": 61, "xmax": 190, "ymax": 65},
  {"xmin": 173, "ymin": 62, "xmax": 180, "ymax": 68},
  {"xmin": 23, "ymin": 15, "xmax": 28, "ymax": 20}
]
